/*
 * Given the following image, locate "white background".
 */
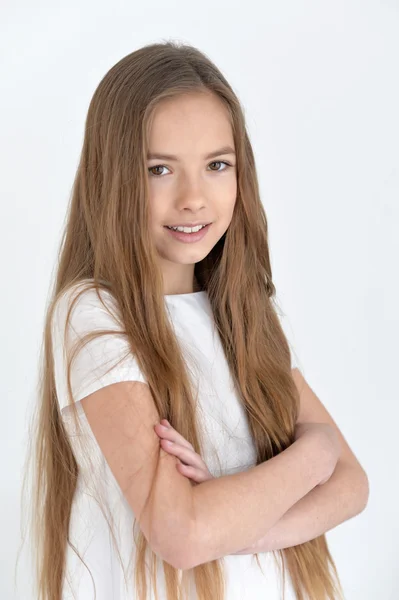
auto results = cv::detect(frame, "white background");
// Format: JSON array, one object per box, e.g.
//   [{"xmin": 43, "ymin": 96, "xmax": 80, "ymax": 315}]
[{"xmin": 1, "ymin": 1, "xmax": 398, "ymax": 598}]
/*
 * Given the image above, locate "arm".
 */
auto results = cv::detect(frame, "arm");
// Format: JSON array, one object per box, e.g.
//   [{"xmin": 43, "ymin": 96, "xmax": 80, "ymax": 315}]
[
  {"xmin": 234, "ymin": 458, "xmax": 369, "ymax": 554},
  {"xmin": 185, "ymin": 430, "xmax": 336, "ymax": 569},
  {"xmin": 81, "ymin": 380, "xmax": 334, "ymax": 572},
  {"xmin": 234, "ymin": 368, "xmax": 370, "ymax": 554}
]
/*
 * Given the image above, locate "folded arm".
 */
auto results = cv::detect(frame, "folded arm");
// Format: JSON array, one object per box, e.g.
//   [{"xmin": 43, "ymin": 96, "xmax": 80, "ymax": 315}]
[
  {"xmin": 187, "ymin": 429, "xmax": 333, "ymax": 568},
  {"xmin": 234, "ymin": 368, "xmax": 369, "ymax": 554},
  {"xmin": 234, "ymin": 458, "xmax": 369, "ymax": 554}
]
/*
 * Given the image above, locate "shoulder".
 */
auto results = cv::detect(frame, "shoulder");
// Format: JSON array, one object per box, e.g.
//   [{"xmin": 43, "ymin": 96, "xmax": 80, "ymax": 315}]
[
  {"xmin": 53, "ymin": 280, "xmax": 122, "ymax": 332},
  {"xmin": 55, "ymin": 279, "xmax": 116, "ymax": 312},
  {"xmin": 51, "ymin": 280, "xmax": 146, "ymax": 408}
]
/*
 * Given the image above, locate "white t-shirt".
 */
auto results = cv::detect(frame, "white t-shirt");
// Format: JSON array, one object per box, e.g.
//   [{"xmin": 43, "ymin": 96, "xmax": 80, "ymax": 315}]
[{"xmin": 51, "ymin": 280, "xmax": 299, "ymax": 600}]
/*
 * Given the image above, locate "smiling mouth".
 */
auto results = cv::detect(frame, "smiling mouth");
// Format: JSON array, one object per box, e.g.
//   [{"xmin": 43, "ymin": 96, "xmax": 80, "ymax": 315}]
[
  {"xmin": 163, "ymin": 222, "xmax": 212, "ymax": 241},
  {"xmin": 165, "ymin": 224, "xmax": 208, "ymax": 231}
]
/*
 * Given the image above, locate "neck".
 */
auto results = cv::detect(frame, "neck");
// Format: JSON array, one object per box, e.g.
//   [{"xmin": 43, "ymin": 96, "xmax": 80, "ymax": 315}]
[{"xmin": 193, "ymin": 276, "xmax": 202, "ymax": 292}]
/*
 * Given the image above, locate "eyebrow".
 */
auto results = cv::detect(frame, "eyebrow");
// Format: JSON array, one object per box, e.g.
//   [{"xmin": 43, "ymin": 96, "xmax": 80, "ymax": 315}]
[{"xmin": 147, "ymin": 145, "xmax": 236, "ymax": 161}]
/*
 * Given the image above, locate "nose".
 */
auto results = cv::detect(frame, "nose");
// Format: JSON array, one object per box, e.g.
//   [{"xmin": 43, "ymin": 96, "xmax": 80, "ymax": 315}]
[{"xmin": 176, "ymin": 173, "xmax": 207, "ymax": 210}]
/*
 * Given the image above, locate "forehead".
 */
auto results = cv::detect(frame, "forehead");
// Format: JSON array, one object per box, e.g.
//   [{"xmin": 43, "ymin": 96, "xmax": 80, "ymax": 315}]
[{"xmin": 147, "ymin": 92, "xmax": 234, "ymax": 156}]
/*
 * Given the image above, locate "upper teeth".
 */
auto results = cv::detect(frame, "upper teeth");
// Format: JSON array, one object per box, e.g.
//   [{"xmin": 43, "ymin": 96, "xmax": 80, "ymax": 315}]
[{"xmin": 167, "ymin": 224, "xmax": 207, "ymax": 233}]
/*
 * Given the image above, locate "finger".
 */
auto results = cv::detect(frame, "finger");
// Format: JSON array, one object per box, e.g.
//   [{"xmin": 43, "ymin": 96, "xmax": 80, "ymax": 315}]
[
  {"xmin": 157, "ymin": 421, "xmax": 194, "ymax": 450},
  {"xmin": 159, "ymin": 439, "xmax": 204, "ymax": 469},
  {"xmin": 176, "ymin": 462, "xmax": 210, "ymax": 484},
  {"xmin": 154, "ymin": 422, "xmax": 194, "ymax": 450}
]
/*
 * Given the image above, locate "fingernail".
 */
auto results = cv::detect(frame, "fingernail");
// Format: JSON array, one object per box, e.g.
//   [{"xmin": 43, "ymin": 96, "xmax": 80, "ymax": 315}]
[{"xmin": 162, "ymin": 419, "xmax": 171, "ymax": 427}]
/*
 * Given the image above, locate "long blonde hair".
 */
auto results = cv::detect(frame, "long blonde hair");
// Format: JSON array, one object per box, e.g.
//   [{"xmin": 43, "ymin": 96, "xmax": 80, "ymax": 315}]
[{"xmin": 20, "ymin": 41, "xmax": 344, "ymax": 600}]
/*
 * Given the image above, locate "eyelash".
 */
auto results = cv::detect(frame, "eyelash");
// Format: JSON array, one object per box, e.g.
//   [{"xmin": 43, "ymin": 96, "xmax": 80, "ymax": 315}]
[{"xmin": 148, "ymin": 160, "xmax": 233, "ymax": 177}]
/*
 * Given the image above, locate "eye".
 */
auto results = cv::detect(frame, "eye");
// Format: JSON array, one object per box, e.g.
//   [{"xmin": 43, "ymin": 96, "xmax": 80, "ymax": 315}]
[
  {"xmin": 208, "ymin": 160, "xmax": 232, "ymax": 172},
  {"xmin": 148, "ymin": 165, "xmax": 171, "ymax": 177},
  {"xmin": 148, "ymin": 160, "xmax": 233, "ymax": 177}
]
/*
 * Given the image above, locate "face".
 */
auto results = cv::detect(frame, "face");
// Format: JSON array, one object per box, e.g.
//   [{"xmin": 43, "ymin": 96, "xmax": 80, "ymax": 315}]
[{"xmin": 146, "ymin": 91, "xmax": 237, "ymax": 295}]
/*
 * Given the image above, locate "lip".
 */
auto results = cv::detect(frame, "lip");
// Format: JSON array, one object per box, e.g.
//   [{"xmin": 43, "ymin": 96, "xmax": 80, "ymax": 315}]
[
  {"xmin": 164, "ymin": 222, "xmax": 212, "ymax": 243},
  {"xmin": 165, "ymin": 222, "xmax": 212, "ymax": 227}
]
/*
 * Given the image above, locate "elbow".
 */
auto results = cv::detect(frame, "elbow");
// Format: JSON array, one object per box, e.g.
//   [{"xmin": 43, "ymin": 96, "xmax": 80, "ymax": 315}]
[
  {"xmin": 358, "ymin": 468, "xmax": 370, "ymax": 513},
  {"xmin": 350, "ymin": 466, "xmax": 370, "ymax": 517},
  {"xmin": 157, "ymin": 546, "xmax": 193, "ymax": 571},
  {"xmin": 151, "ymin": 517, "xmax": 198, "ymax": 571},
  {"xmin": 340, "ymin": 460, "xmax": 370, "ymax": 518},
  {"xmin": 165, "ymin": 539, "xmax": 196, "ymax": 571}
]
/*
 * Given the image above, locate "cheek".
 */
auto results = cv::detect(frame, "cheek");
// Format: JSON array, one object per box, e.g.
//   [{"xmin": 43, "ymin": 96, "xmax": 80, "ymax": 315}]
[
  {"xmin": 148, "ymin": 192, "xmax": 169, "ymax": 225},
  {"xmin": 211, "ymin": 171, "xmax": 236, "ymax": 200},
  {"xmin": 219, "ymin": 183, "xmax": 237, "ymax": 218},
  {"xmin": 223, "ymin": 176, "xmax": 237, "ymax": 205}
]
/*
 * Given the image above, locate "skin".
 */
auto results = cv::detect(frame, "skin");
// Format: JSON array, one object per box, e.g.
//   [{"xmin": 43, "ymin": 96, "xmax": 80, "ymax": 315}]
[
  {"xmin": 147, "ymin": 91, "xmax": 237, "ymax": 296},
  {"xmin": 154, "ymin": 419, "xmax": 214, "ymax": 483},
  {"xmin": 154, "ymin": 369, "xmax": 369, "ymax": 556},
  {"xmin": 149, "ymin": 91, "xmax": 369, "ymax": 557}
]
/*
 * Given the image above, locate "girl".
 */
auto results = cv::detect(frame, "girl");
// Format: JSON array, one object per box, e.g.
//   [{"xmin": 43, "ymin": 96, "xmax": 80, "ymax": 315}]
[{"xmin": 25, "ymin": 41, "xmax": 368, "ymax": 600}]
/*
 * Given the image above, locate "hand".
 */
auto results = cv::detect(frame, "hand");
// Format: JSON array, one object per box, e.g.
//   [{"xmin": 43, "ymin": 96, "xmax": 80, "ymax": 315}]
[
  {"xmin": 154, "ymin": 419, "xmax": 214, "ymax": 484},
  {"xmin": 155, "ymin": 420, "xmax": 253, "ymax": 555},
  {"xmin": 294, "ymin": 422, "xmax": 340, "ymax": 485},
  {"xmin": 154, "ymin": 420, "xmax": 253, "ymax": 555}
]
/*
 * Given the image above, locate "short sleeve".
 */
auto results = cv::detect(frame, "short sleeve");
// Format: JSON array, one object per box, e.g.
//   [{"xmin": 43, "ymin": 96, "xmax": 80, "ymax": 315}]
[{"xmin": 51, "ymin": 282, "xmax": 147, "ymax": 411}]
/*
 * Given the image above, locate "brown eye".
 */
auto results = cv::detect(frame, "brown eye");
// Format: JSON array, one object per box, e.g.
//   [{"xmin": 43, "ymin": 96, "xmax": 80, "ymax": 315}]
[
  {"xmin": 208, "ymin": 161, "xmax": 231, "ymax": 172},
  {"xmin": 148, "ymin": 165, "xmax": 170, "ymax": 176}
]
